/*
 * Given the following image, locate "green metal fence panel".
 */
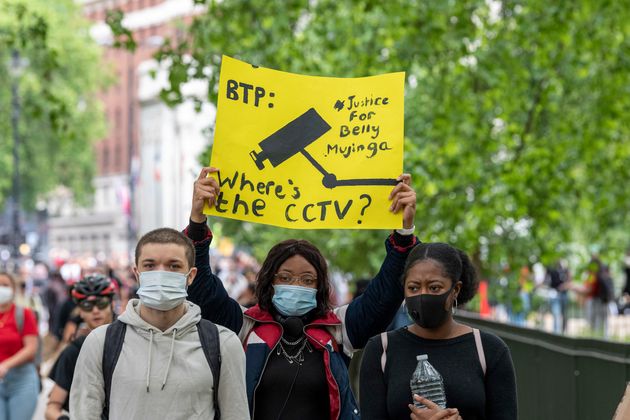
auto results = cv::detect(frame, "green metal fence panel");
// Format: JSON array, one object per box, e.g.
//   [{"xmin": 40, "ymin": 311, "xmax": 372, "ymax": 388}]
[{"xmin": 456, "ymin": 313, "xmax": 630, "ymax": 420}]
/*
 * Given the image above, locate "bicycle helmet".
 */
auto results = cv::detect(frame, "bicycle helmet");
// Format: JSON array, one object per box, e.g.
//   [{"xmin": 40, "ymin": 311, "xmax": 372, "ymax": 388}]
[{"xmin": 71, "ymin": 274, "xmax": 116, "ymax": 302}]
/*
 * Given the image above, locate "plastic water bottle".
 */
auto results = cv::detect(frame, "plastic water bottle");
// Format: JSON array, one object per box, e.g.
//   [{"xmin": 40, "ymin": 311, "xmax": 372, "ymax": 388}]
[{"xmin": 410, "ymin": 354, "xmax": 447, "ymax": 409}]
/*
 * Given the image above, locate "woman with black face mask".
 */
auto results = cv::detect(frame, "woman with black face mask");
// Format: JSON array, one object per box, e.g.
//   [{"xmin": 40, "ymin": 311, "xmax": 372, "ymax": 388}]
[{"xmin": 359, "ymin": 243, "xmax": 517, "ymax": 420}]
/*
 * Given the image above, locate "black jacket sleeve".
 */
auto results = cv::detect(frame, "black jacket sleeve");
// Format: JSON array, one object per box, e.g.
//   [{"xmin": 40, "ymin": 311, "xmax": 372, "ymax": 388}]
[
  {"xmin": 344, "ymin": 233, "xmax": 418, "ymax": 350},
  {"xmin": 185, "ymin": 221, "xmax": 243, "ymax": 333}
]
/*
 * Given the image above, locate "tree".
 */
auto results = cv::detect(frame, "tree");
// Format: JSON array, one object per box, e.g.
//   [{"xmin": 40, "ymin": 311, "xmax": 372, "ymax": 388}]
[
  {"xmin": 0, "ymin": 0, "xmax": 107, "ymax": 210},
  {"xmin": 151, "ymin": 0, "xmax": 629, "ymax": 276}
]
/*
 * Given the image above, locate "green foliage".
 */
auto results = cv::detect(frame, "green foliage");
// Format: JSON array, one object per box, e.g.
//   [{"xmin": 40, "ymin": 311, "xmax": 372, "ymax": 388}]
[
  {"xmin": 155, "ymin": 0, "xmax": 630, "ymax": 277},
  {"xmin": 105, "ymin": 9, "xmax": 136, "ymax": 52},
  {"xmin": 0, "ymin": 0, "xmax": 108, "ymax": 209}
]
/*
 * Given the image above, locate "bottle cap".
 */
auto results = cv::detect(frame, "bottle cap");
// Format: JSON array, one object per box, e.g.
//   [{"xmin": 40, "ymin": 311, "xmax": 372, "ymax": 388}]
[{"xmin": 416, "ymin": 354, "xmax": 428, "ymax": 361}]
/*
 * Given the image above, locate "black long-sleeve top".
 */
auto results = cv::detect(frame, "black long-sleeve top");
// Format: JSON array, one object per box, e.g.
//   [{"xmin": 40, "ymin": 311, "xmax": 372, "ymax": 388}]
[{"xmin": 359, "ymin": 327, "xmax": 517, "ymax": 420}]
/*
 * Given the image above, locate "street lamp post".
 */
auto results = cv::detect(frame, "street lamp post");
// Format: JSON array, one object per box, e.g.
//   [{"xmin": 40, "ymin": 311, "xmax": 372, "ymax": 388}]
[
  {"xmin": 9, "ymin": 49, "xmax": 23, "ymax": 259},
  {"xmin": 127, "ymin": 49, "xmax": 136, "ymax": 259},
  {"xmin": 125, "ymin": 36, "xmax": 163, "ymax": 260}
]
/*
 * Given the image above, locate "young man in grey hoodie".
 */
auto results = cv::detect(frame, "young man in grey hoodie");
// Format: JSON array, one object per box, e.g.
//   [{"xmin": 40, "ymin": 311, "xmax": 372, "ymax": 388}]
[{"xmin": 70, "ymin": 228, "xmax": 249, "ymax": 420}]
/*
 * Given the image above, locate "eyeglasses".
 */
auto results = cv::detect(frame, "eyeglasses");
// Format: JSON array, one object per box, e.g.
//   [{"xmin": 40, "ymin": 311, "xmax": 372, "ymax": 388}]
[
  {"xmin": 274, "ymin": 273, "xmax": 317, "ymax": 287},
  {"xmin": 78, "ymin": 296, "xmax": 111, "ymax": 311}
]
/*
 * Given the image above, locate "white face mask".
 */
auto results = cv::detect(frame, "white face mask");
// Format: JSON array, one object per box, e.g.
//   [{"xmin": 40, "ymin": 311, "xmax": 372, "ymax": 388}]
[
  {"xmin": 0, "ymin": 286, "xmax": 14, "ymax": 304},
  {"xmin": 137, "ymin": 270, "xmax": 189, "ymax": 311}
]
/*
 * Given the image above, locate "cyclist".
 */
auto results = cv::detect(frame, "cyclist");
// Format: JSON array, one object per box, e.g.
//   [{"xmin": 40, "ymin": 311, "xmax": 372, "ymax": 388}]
[{"xmin": 45, "ymin": 274, "xmax": 116, "ymax": 420}]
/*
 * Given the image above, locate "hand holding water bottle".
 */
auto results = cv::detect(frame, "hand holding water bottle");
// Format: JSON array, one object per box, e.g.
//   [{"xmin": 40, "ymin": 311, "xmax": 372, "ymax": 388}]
[{"xmin": 409, "ymin": 395, "xmax": 461, "ymax": 420}]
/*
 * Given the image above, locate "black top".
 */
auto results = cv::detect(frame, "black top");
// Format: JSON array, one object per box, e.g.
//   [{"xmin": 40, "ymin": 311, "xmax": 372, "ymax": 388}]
[
  {"xmin": 359, "ymin": 327, "xmax": 517, "ymax": 420},
  {"xmin": 51, "ymin": 299, "xmax": 76, "ymax": 341},
  {"xmin": 254, "ymin": 338, "xmax": 329, "ymax": 420},
  {"xmin": 49, "ymin": 335, "xmax": 87, "ymax": 411}
]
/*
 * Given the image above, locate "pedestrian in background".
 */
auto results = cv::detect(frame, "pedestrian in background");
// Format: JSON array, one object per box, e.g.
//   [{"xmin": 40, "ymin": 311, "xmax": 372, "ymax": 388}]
[
  {"xmin": 620, "ymin": 249, "xmax": 630, "ymax": 314},
  {"xmin": 577, "ymin": 257, "xmax": 614, "ymax": 337},
  {"xmin": 546, "ymin": 260, "xmax": 571, "ymax": 334},
  {"xmin": 0, "ymin": 272, "xmax": 40, "ymax": 420},
  {"xmin": 45, "ymin": 274, "xmax": 116, "ymax": 420}
]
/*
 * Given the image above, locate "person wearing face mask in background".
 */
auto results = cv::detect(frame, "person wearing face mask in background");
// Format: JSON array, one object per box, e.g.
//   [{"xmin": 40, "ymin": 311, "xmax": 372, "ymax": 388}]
[
  {"xmin": 45, "ymin": 274, "xmax": 116, "ymax": 420},
  {"xmin": 0, "ymin": 271, "xmax": 40, "ymax": 420},
  {"xmin": 185, "ymin": 167, "xmax": 419, "ymax": 420},
  {"xmin": 359, "ymin": 243, "xmax": 517, "ymax": 420},
  {"xmin": 70, "ymin": 228, "xmax": 248, "ymax": 420}
]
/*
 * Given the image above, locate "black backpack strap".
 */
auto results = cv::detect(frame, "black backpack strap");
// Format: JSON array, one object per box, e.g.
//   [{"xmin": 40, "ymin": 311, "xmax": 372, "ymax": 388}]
[
  {"xmin": 197, "ymin": 319, "xmax": 222, "ymax": 420},
  {"xmin": 101, "ymin": 320, "xmax": 127, "ymax": 420}
]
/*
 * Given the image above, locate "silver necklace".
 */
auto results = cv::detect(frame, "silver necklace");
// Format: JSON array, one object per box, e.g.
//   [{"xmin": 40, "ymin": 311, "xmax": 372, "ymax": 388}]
[
  {"xmin": 277, "ymin": 336, "xmax": 312, "ymax": 364},
  {"xmin": 281, "ymin": 335, "xmax": 303, "ymax": 346}
]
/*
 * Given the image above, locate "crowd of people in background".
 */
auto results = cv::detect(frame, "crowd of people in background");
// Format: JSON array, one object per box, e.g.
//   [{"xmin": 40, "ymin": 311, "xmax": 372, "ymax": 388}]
[
  {"xmin": 486, "ymin": 250, "xmax": 630, "ymax": 339},
  {"xmin": 1, "ymin": 238, "xmax": 630, "ymax": 418},
  {"xmin": 3, "ymin": 245, "xmax": 629, "ymax": 365},
  {"xmin": 1, "ymin": 249, "xmax": 629, "ymax": 351},
  {"xmin": 7, "ymin": 251, "xmax": 622, "ymax": 350}
]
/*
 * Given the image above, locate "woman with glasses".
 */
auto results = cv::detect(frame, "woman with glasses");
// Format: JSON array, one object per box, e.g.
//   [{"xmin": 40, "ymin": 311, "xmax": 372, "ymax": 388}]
[
  {"xmin": 185, "ymin": 167, "xmax": 419, "ymax": 419},
  {"xmin": 0, "ymin": 271, "xmax": 40, "ymax": 420},
  {"xmin": 45, "ymin": 274, "xmax": 116, "ymax": 420}
]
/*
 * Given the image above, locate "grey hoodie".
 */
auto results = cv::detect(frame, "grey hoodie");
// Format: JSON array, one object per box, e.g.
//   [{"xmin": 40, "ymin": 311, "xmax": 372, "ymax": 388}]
[{"xmin": 70, "ymin": 300, "xmax": 249, "ymax": 420}]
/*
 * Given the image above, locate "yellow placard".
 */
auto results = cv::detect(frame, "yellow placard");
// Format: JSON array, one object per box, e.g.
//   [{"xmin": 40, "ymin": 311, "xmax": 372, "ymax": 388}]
[{"xmin": 206, "ymin": 55, "xmax": 405, "ymax": 229}]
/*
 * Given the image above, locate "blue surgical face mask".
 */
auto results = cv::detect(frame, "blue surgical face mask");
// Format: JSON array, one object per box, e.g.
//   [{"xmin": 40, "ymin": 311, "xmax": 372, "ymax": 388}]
[
  {"xmin": 272, "ymin": 285, "xmax": 317, "ymax": 317},
  {"xmin": 137, "ymin": 270, "xmax": 189, "ymax": 311}
]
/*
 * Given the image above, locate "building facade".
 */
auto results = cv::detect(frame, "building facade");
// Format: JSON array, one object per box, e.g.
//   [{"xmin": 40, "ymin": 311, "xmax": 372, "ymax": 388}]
[{"xmin": 47, "ymin": 0, "xmax": 211, "ymax": 264}]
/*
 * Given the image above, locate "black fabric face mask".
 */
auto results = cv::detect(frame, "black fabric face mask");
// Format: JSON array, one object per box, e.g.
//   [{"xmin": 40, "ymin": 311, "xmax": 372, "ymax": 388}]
[{"xmin": 406, "ymin": 287, "xmax": 454, "ymax": 329}]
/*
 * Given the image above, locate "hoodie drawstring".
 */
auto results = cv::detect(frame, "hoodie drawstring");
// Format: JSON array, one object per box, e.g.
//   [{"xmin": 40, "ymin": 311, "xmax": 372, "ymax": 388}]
[
  {"xmin": 161, "ymin": 328, "xmax": 177, "ymax": 390},
  {"xmin": 146, "ymin": 329, "xmax": 154, "ymax": 392}
]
